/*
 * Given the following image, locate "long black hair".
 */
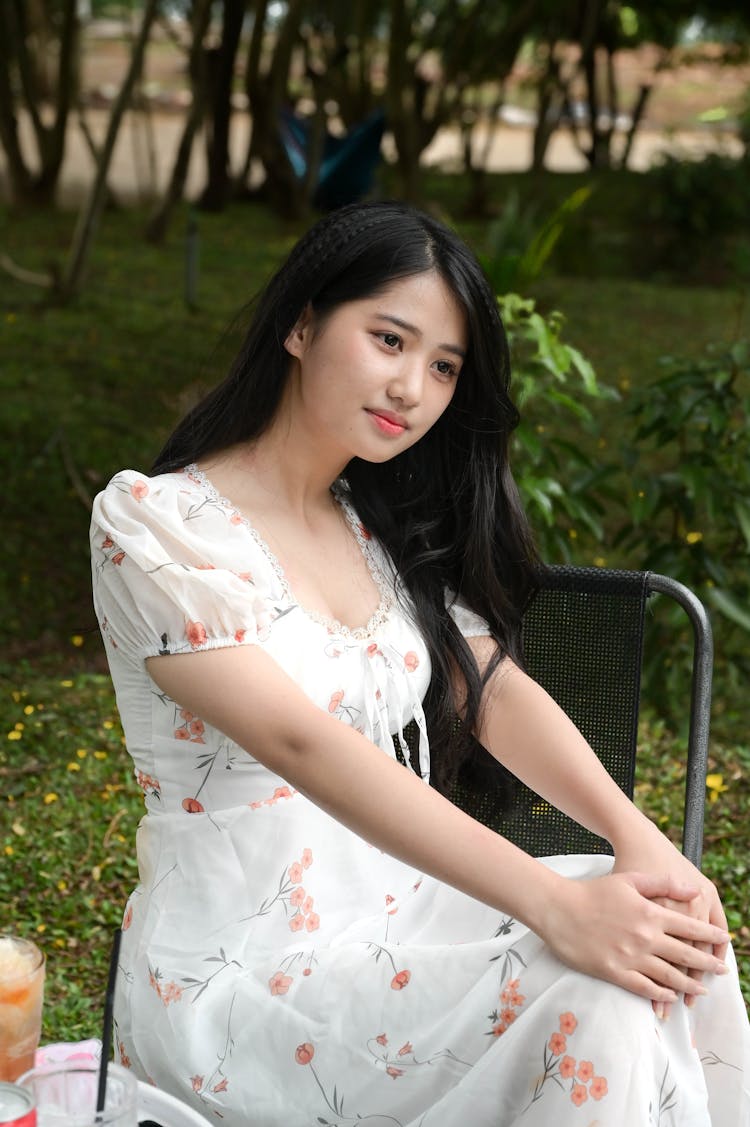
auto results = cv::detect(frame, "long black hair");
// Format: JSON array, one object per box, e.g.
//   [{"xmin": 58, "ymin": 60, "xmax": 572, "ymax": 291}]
[{"xmin": 153, "ymin": 201, "xmax": 539, "ymax": 790}]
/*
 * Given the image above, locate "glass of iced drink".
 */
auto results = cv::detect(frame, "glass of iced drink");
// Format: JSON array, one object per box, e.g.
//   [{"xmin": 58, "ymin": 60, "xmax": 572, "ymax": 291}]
[
  {"xmin": 17, "ymin": 1061, "xmax": 138, "ymax": 1126},
  {"xmin": 0, "ymin": 934, "xmax": 45, "ymax": 1082}
]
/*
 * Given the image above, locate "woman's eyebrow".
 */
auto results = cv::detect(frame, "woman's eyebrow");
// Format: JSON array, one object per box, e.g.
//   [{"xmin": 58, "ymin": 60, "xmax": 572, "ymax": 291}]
[{"xmin": 374, "ymin": 312, "xmax": 466, "ymax": 359}]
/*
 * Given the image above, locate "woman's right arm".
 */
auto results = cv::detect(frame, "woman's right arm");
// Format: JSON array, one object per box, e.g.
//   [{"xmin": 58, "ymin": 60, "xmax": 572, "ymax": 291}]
[{"xmin": 145, "ymin": 643, "xmax": 728, "ymax": 1004}]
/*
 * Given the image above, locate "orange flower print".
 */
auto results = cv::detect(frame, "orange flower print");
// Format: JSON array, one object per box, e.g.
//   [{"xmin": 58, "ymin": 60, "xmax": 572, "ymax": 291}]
[
  {"xmin": 305, "ymin": 912, "xmax": 320, "ymax": 932},
  {"xmin": 391, "ymin": 970, "xmax": 411, "ymax": 990},
  {"xmin": 190, "ymin": 1075, "xmax": 203, "ymax": 1093},
  {"xmin": 328, "ymin": 689, "xmax": 344, "ymax": 713},
  {"xmin": 376, "ymin": 1034, "xmax": 388, "ymax": 1046},
  {"xmin": 289, "ymin": 913, "xmax": 305, "ymax": 932},
  {"xmin": 303, "ymin": 896, "xmax": 314, "ymax": 914},
  {"xmin": 180, "ymin": 708, "xmax": 194, "ymax": 720},
  {"xmin": 590, "ymin": 1076, "xmax": 608, "ymax": 1100},
  {"xmin": 358, "ymin": 522, "xmax": 372, "ymax": 541},
  {"xmin": 212, "ymin": 1079, "xmax": 228, "ymax": 1093},
  {"xmin": 526, "ymin": 1013, "xmax": 607, "ymax": 1114},
  {"xmin": 303, "ymin": 968, "xmax": 312, "ymax": 977},
  {"xmin": 386, "ymin": 1066, "xmax": 404, "ymax": 1079},
  {"xmin": 111, "ymin": 551, "xmax": 125, "ymax": 566},
  {"xmin": 174, "ymin": 727, "xmax": 191, "ymax": 740},
  {"xmin": 117, "ymin": 1040, "xmax": 131, "ymax": 1070},
  {"xmin": 559, "ymin": 1055, "xmax": 576, "ymax": 1079},
  {"xmin": 397, "ymin": 1042, "xmax": 413, "ymax": 1056},
  {"xmin": 301, "ymin": 847, "xmax": 313, "ymax": 868},
  {"xmin": 130, "ymin": 480, "xmax": 149, "ymax": 502},
  {"xmin": 122, "ymin": 903, "xmax": 133, "ymax": 931},
  {"xmin": 269, "ymin": 972, "xmax": 293, "ymax": 996},
  {"xmin": 234, "ymin": 629, "xmax": 246, "ymax": 643},
  {"xmin": 576, "ymin": 1060, "xmax": 593, "ymax": 1083},
  {"xmin": 230, "ymin": 511, "xmax": 243, "ymax": 525},
  {"xmin": 404, "ymin": 651, "xmax": 419, "ymax": 672},
  {"xmin": 161, "ymin": 981, "xmax": 183, "ymax": 1006},
  {"xmin": 101, "ymin": 535, "xmax": 113, "ymax": 549},
  {"xmin": 290, "ymin": 887, "xmax": 305, "ymax": 907},
  {"xmin": 182, "ymin": 797, "xmax": 205, "ymax": 814},
  {"xmin": 186, "ymin": 620, "xmax": 208, "ymax": 649},
  {"xmin": 501, "ymin": 979, "xmax": 525, "ymax": 1007},
  {"xmin": 490, "ymin": 976, "xmax": 525, "ymax": 1039},
  {"xmin": 289, "ymin": 862, "xmax": 303, "ymax": 883},
  {"xmin": 295, "ymin": 1043, "xmax": 314, "ymax": 1065},
  {"xmin": 570, "ymin": 1083, "xmax": 588, "ymax": 1107},
  {"xmin": 385, "ymin": 894, "xmax": 398, "ymax": 915},
  {"xmin": 189, "ymin": 719, "xmax": 205, "ymax": 738}
]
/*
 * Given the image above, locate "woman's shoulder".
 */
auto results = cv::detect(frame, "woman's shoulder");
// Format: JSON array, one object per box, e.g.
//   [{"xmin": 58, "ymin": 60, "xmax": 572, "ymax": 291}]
[
  {"xmin": 90, "ymin": 465, "xmax": 265, "ymax": 575},
  {"xmin": 93, "ymin": 465, "xmax": 228, "ymax": 526},
  {"xmin": 95, "ymin": 466, "xmax": 194, "ymax": 509}
]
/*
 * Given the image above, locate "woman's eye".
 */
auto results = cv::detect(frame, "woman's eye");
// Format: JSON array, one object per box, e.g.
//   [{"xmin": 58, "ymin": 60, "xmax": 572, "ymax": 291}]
[
  {"xmin": 378, "ymin": 332, "xmax": 401, "ymax": 349},
  {"xmin": 434, "ymin": 360, "xmax": 458, "ymax": 378}
]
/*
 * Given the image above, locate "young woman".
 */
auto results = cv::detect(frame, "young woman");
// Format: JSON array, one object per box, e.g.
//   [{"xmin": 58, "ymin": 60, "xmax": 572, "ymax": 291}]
[{"xmin": 90, "ymin": 201, "xmax": 749, "ymax": 1126}]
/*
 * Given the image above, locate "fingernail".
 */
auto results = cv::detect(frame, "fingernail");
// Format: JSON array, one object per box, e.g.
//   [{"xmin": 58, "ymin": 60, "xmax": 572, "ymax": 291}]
[
  {"xmin": 715, "ymin": 963, "xmax": 728, "ymax": 975},
  {"xmin": 685, "ymin": 994, "xmax": 696, "ymax": 1008},
  {"xmin": 654, "ymin": 1002, "xmax": 665, "ymax": 1020}
]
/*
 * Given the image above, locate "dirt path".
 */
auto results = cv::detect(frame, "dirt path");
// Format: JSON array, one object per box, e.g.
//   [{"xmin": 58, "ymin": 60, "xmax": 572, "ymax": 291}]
[{"xmin": 2, "ymin": 107, "xmax": 743, "ymax": 209}]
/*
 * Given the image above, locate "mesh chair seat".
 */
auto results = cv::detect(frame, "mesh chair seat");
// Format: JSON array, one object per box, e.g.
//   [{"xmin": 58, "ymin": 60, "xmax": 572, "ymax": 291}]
[{"xmin": 401, "ymin": 567, "xmax": 712, "ymax": 867}]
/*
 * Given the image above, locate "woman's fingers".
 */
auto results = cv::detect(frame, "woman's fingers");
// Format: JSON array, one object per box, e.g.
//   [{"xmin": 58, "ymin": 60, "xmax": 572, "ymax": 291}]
[
  {"xmin": 543, "ymin": 872, "xmax": 731, "ymax": 1004},
  {"xmin": 627, "ymin": 869, "xmax": 701, "ymax": 904}
]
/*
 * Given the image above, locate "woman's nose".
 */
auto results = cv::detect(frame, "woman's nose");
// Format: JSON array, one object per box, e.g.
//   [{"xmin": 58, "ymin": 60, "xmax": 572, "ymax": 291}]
[{"xmin": 386, "ymin": 359, "xmax": 422, "ymax": 406}]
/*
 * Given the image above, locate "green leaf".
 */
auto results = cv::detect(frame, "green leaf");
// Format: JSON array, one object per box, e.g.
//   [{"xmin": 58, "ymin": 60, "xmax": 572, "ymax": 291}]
[
  {"xmin": 707, "ymin": 588, "xmax": 750, "ymax": 633},
  {"xmin": 734, "ymin": 501, "xmax": 750, "ymax": 552}
]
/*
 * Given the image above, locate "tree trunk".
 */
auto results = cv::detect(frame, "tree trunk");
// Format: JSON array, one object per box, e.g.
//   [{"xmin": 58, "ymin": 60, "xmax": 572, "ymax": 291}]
[
  {"xmin": 8, "ymin": 0, "xmax": 79, "ymax": 205},
  {"xmin": 199, "ymin": 0, "xmax": 247, "ymax": 212},
  {"xmin": 0, "ymin": 4, "xmax": 33, "ymax": 203},
  {"xmin": 244, "ymin": 0, "xmax": 307, "ymax": 218},
  {"xmin": 237, "ymin": 0, "xmax": 270, "ymax": 191},
  {"xmin": 145, "ymin": 0, "xmax": 213, "ymax": 242},
  {"xmin": 386, "ymin": 0, "xmax": 423, "ymax": 202},
  {"xmin": 619, "ymin": 82, "xmax": 651, "ymax": 170},
  {"xmin": 60, "ymin": 0, "xmax": 160, "ymax": 300},
  {"xmin": 531, "ymin": 41, "xmax": 565, "ymax": 172}
]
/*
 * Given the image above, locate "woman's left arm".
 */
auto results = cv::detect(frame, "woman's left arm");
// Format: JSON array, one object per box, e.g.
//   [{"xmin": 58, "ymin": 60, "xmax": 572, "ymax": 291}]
[{"xmin": 466, "ymin": 643, "xmax": 727, "ymax": 950}]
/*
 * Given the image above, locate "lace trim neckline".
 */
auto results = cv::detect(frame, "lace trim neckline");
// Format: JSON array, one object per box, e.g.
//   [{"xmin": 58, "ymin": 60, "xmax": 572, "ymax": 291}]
[{"xmin": 183, "ymin": 463, "xmax": 394, "ymax": 640}]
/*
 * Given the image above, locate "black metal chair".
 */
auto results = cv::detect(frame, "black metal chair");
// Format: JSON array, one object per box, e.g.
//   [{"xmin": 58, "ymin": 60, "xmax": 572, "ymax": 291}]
[{"xmin": 445, "ymin": 566, "xmax": 713, "ymax": 868}]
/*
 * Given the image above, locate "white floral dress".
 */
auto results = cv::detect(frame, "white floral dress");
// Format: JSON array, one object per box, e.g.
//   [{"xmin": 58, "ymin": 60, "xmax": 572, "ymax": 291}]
[{"xmin": 90, "ymin": 466, "xmax": 750, "ymax": 1127}]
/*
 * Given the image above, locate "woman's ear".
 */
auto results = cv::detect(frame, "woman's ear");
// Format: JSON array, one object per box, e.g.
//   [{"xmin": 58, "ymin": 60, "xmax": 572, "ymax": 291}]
[{"xmin": 284, "ymin": 304, "xmax": 313, "ymax": 358}]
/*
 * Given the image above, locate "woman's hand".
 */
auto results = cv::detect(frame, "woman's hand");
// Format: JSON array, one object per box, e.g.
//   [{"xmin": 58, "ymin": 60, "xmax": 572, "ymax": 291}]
[
  {"xmin": 611, "ymin": 824, "xmax": 728, "ymax": 1017},
  {"xmin": 536, "ymin": 869, "xmax": 730, "ymax": 1005}
]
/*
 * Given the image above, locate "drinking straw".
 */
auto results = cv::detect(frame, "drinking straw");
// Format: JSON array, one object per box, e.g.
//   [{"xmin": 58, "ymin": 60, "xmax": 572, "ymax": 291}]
[{"xmin": 96, "ymin": 927, "xmax": 122, "ymax": 1118}]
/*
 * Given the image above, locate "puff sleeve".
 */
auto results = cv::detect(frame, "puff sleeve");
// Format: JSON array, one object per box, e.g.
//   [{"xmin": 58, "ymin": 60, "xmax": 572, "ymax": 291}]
[
  {"xmin": 90, "ymin": 470, "xmax": 264, "ymax": 663},
  {"xmin": 445, "ymin": 590, "xmax": 493, "ymax": 639}
]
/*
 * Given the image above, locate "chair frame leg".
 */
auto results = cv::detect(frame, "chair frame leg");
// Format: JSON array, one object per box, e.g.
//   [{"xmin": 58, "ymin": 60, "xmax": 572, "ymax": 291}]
[{"xmin": 647, "ymin": 573, "xmax": 713, "ymax": 868}]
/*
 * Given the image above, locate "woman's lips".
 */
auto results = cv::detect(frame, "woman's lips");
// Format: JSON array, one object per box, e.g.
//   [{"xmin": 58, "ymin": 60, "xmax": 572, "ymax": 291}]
[{"xmin": 366, "ymin": 409, "xmax": 408, "ymax": 436}]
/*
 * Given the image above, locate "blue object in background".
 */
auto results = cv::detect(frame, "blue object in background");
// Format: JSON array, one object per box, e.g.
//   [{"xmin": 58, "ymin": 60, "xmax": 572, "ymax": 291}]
[{"xmin": 279, "ymin": 108, "xmax": 386, "ymax": 210}]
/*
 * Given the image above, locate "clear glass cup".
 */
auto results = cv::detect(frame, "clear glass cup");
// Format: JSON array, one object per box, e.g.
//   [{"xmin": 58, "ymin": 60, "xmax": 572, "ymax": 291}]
[
  {"xmin": 0, "ymin": 934, "xmax": 46, "ymax": 1081},
  {"xmin": 17, "ymin": 1060, "xmax": 138, "ymax": 1126}
]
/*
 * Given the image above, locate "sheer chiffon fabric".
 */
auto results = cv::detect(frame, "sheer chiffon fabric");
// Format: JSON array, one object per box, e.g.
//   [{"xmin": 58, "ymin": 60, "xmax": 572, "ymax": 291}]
[{"xmin": 90, "ymin": 468, "xmax": 750, "ymax": 1126}]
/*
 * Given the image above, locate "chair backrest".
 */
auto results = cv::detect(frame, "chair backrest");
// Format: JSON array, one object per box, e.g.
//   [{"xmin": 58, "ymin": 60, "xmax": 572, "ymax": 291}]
[{"xmin": 445, "ymin": 566, "xmax": 713, "ymax": 867}]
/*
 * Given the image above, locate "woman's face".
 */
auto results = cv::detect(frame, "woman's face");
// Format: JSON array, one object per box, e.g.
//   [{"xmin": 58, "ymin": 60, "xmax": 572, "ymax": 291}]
[{"xmin": 283, "ymin": 270, "xmax": 467, "ymax": 466}]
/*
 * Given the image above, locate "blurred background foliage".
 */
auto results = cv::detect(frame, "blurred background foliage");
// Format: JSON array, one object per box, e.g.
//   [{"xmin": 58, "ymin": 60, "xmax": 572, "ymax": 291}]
[{"xmin": 1, "ymin": 0, "xmax": 749, "ymax": 1022}]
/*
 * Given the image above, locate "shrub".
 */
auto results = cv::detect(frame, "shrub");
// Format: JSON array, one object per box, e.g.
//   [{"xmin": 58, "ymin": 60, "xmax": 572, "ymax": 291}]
[{"xmin": 501, "ymin": 293, "xmax": 617, "ymax": 563}]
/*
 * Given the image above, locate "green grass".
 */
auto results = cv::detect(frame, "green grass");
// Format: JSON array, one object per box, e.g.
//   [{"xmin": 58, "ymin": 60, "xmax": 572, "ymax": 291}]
[{"xmin": 1, "ymin": 185, "xmax": 749, "ymax": 1033}]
